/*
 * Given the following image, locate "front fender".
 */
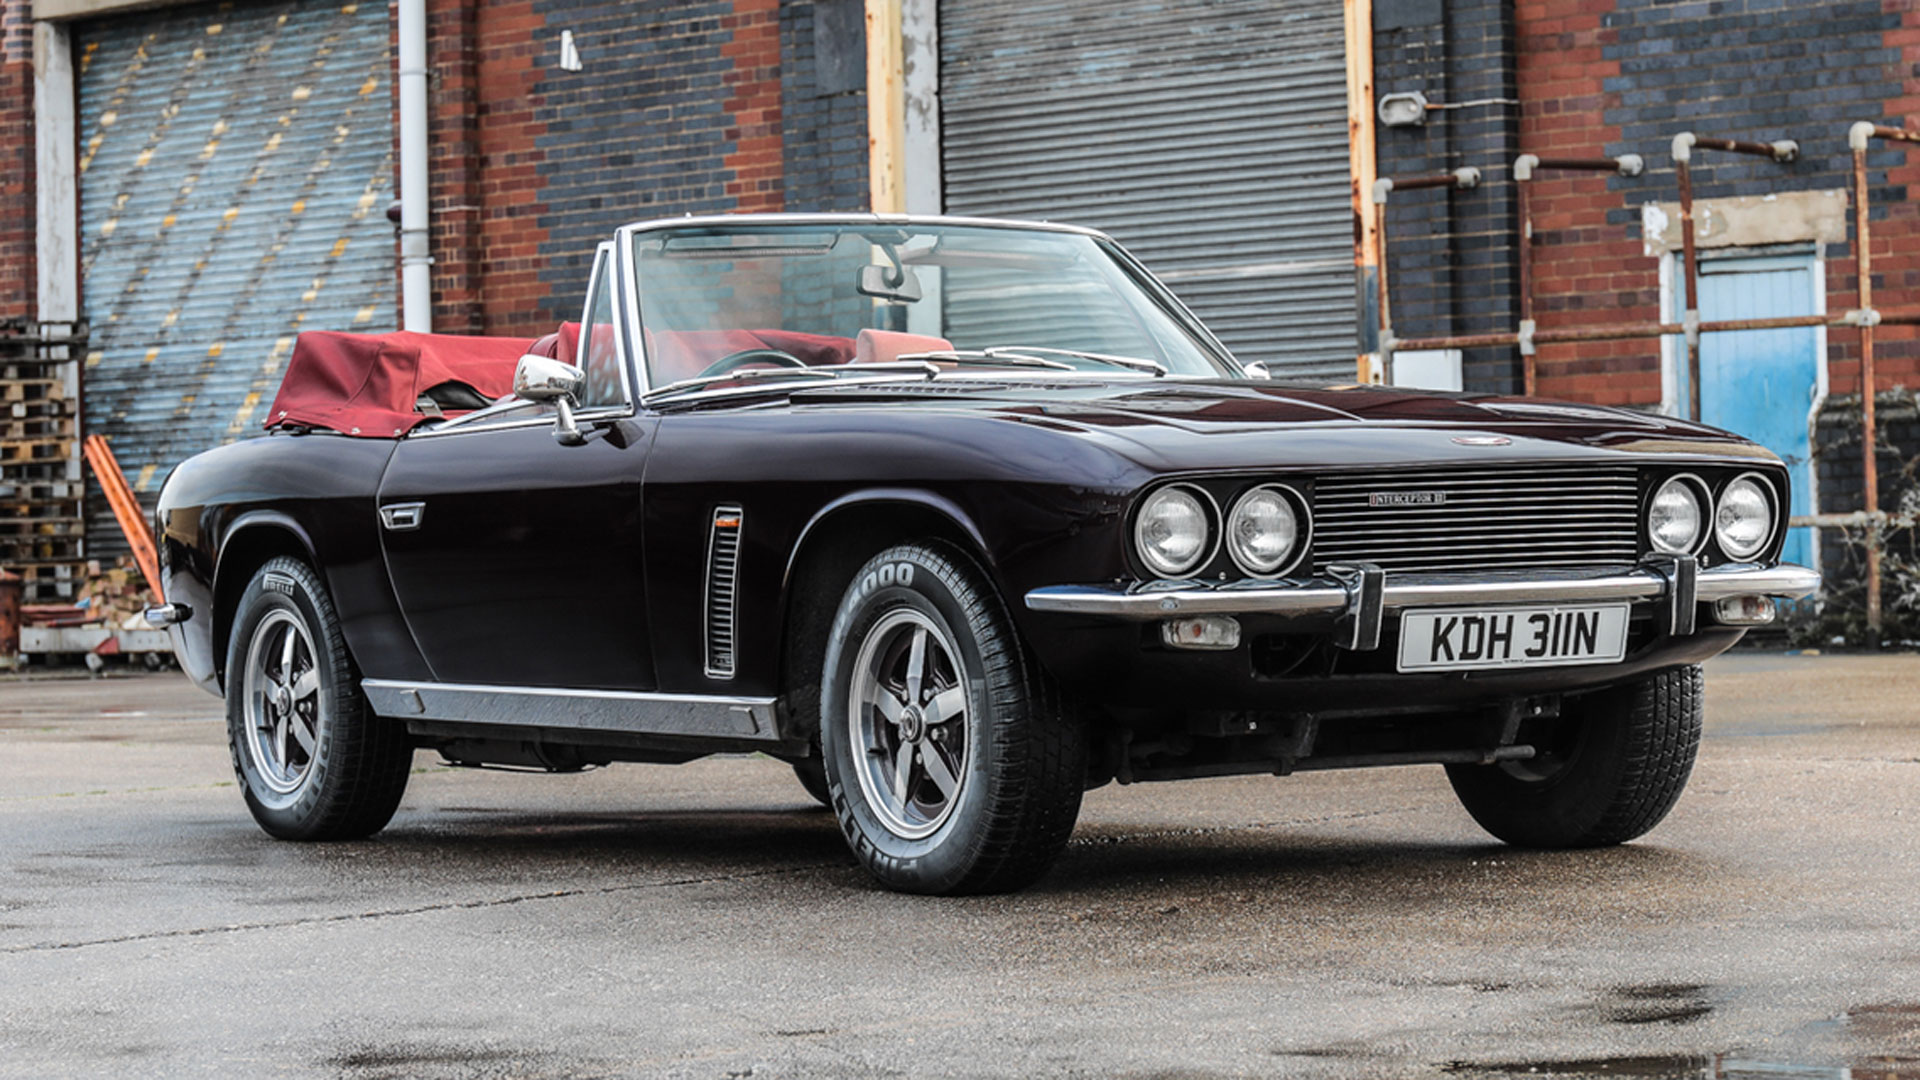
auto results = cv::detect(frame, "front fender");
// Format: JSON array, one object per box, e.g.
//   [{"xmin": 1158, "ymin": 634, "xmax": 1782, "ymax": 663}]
[{"xmin": 154, "ymin": 433, "xmax": 421, "ymax": 694}]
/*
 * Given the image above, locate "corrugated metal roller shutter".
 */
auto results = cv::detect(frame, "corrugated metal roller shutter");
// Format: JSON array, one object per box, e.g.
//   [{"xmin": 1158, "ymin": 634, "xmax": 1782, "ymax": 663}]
[
  {"xmin": 940, "ymin": 0, "xmax": 1355, "ymax": 379},
  {"xmin": 78, "ymin": 0, "xmax": 394, "ymax": 554}
]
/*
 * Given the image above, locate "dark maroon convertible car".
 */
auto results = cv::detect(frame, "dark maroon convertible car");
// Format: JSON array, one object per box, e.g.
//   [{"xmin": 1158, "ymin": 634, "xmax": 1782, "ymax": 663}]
[{"xmin": 149, "ymin": 214, "xmax": 1817, "ymax": 894}]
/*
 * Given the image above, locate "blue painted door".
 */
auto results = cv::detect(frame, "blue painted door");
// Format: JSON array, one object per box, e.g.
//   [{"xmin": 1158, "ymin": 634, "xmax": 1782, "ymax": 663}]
[{"xmin": 1672, "ymin": 256, "xmax": 1819, "ymax": 568}]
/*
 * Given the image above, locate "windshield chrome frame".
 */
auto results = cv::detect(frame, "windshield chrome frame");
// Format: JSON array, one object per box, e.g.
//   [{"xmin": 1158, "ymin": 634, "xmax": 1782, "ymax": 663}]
[
  {"xmin": 612, "ymin": 213, "xmax": 1245, "ymax": 403},
  {"xmin": 579, "ymin": 239, "xmax": 639, "ymax": 418}
]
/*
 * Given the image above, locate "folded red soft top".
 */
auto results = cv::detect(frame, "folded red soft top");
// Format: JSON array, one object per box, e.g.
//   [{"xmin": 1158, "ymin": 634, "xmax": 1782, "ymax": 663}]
[{"xmin": 265, "ymin": 330, "xmax": 537, "ymax": 437}]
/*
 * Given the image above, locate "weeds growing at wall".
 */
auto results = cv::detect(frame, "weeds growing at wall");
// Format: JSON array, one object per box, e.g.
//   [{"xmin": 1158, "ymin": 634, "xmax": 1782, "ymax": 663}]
[{"xmin": 1795, "ymin": 389, "xmax": 1920, "ymax": 647}]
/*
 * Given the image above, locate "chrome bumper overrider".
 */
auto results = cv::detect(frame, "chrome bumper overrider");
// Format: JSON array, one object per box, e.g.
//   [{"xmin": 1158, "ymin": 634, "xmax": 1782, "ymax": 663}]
[{"xmin": 1024, "ymin": 561, "xmax": 1820, "ymax": 651}]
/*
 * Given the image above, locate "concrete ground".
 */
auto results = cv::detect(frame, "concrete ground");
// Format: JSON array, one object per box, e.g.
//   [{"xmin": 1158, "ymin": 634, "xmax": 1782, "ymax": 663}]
[{"xmin": 1, "ymin": 653, "xmax": 1917, "ymax": 1080}]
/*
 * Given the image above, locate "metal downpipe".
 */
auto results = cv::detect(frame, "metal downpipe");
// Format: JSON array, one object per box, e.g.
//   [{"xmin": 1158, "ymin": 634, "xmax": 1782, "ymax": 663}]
[{"xmin": 398, "ymin": 0, "xmax": 432, "ymax": 332}]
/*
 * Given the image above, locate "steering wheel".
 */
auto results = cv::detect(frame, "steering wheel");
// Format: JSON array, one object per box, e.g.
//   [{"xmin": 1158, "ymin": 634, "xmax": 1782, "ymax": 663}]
[{"xmin": 696, "ymin": 348, "xmax": 808, "ymax": 379}]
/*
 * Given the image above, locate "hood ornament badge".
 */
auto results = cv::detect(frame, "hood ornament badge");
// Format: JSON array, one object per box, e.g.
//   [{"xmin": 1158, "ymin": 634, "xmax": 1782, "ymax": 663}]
[{"xmin": 1452, "ymin": 435, "xmax": 1512, "ymax": 446}]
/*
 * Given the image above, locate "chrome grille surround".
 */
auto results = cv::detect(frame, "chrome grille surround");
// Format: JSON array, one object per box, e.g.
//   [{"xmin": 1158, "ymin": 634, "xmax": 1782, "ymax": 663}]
[{"xmin": 1311, "ymin": 464, "xmax": 1640, "ymax": 574}]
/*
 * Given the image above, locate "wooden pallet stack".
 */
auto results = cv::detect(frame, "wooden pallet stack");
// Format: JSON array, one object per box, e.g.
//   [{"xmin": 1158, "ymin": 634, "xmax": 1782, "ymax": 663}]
[{"xmin": 1, "ymin": 321, "xmax": 88, "ymax": 603}]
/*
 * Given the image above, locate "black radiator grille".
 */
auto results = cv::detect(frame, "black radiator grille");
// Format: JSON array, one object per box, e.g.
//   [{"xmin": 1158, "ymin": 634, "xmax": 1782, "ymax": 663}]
[{"xmin": 1311, "ymin": 464, "xmax": 1641, "ymax": 574}]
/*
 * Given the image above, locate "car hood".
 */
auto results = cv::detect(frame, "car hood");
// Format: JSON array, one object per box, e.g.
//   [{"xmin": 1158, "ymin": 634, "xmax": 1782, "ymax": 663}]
[{"xmin": 781, "ymin": 377, "xmax": 1779, "ymax": 472}]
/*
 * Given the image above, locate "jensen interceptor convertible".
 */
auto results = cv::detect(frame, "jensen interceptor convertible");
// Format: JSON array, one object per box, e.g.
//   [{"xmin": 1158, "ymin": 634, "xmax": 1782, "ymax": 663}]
[{"xmin": 149, "ymin": 214, "xmax": 1818, "ymax": 894}]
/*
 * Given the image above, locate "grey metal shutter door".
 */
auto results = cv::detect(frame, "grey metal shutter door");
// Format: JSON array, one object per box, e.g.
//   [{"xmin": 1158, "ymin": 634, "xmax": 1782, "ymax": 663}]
[
  {"xmin": 940, "ymin": 0, "xmax": 1355, "ymax": 379},
  {"xmin": 78, "ymin": 0, "xmax": 394, "ymax": 553}
]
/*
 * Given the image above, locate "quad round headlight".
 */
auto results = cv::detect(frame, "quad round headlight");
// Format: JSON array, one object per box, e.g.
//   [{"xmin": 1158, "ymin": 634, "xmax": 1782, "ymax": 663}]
[
  {"xmin": 1648, "ymin": 475, "xmax": 1706, "ymax": 555},
  {"xmin": 1134, "ymin": 485, "xmax": 1214, "ymax": 578},
  {"xmin": 1715, "ymin": 474, "xmax": 1775, "ymax": 561},
  {"xmin": 1226, "ymin": 485, "xmax": 1304, "ymax": 576}
]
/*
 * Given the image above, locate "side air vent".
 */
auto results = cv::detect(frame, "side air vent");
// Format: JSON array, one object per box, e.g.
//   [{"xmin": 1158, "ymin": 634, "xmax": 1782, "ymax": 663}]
[{"xmin": 704, "ymin": 506, "xmax": 743, "ymax": 679}]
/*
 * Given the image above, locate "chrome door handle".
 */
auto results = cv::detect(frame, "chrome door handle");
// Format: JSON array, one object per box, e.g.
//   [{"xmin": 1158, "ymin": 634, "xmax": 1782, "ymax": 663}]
[{"xmin": 379, "ymin": 502, "xmax": 426, "ymax": 531}]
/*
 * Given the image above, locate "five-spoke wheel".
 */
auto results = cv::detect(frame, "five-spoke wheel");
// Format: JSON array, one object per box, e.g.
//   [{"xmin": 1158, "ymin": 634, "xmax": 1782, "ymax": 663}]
[
  {"xmin": 240, "ymin": 610, "xmax": 324, "ymax": 806},
  {"xmin": 848, "ymin": 610, "xmax": 971, "ymax": 839}
]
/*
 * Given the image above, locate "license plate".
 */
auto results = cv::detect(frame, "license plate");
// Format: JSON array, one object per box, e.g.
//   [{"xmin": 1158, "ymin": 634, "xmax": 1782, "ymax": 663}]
[{"xmin": 1396, "ymin": 603, "xmax": 1630, "ymax": 673}]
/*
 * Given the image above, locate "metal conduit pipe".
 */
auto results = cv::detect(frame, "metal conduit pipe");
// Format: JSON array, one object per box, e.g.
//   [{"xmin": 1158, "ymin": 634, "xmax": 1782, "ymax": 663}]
[
  {"xmin": 1844, "ymin": 121, "xmax": 1920, "ymax": 638},
  {"xmin": 1511, "ymin": 152, "xmax": 1645, "ymax": 394},
  {"xmin": 398, "ymin": 0, "xmax": 432, "ymax": 333},
  {"xmin": 1393, "ymin": 307, "xmax": 1920, "ymax": 353},
  {"xmin": 1379, "ymin": 123, "xmax": 1908, "ymax": 638},
  {"xmin": 1671, "ymin": 132, "xmax": 1798, "ymax": 422},
  {"xmin": 1370, "ymin": 167, "xmax": 1481, "ymax": 384}
]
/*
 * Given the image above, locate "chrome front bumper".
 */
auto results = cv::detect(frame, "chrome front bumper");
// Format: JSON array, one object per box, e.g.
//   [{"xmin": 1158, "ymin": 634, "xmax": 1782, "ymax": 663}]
[{"xmin": 1024, "ymin": 560, "xmax": 1820, "ymax": 651}]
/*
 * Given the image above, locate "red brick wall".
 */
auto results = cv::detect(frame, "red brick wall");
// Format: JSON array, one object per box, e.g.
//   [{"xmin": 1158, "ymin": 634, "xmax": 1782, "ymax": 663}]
[
  {"xmin": 1857, "ymin": 3, "xmax": 1920, "ymax": 393},
  {"xmin": 1515, "ymin": 0, "xmax": 1920, "ymax": 407},
  {"xmin": 468, "ymin": 0, "xmax": 548, "ymax": 336},
  {"xmin": 0, "ymin": 0, "xmax": 36, "ymax": 322},
  {"xmin": 390, "ymin": 0, "xmax": 550, "ymax": 338},
  {"xmin": 722, "ymin": 0, "xmax": 784, "ymax": 214},
  {"xmin": 427, "ymin": 0, "xmax": 487, "ymax": 335},
  {"xmin": 1515, "ymin": 0, "xmax": 1654, "ymax": 408},
  {"xmin": 399, "ymin": 0, "xmax": 794, "ymax": 339}
]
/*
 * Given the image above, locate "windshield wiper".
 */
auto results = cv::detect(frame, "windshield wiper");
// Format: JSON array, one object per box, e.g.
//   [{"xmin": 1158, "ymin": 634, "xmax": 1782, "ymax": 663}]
[
  {"xmin": 645, "ymin": 365, "xmax": 838, "ymax": 401},
  {"xmin": 896, "ymin": 349, "xmax": 1077, "ymax": 371},
  {"xmin": 985, "ymin": 346, "xmax": 1167, "ymax": 376},
  {"xmin": 643, "ymin": 360, "xmax": 941, "ymax": 402},
  {"xmin": 640, "ymin": 344, "xmax": 1166, "ymax": 404}
]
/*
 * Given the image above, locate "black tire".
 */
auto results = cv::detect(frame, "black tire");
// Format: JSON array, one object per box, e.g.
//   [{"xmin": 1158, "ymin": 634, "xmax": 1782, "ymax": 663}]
[
  {"xmin": 791, "ymin": 758, "xmax": 832, "ymax": 809},
  {"xmin": 819, "ymin": 542, "xmax": 1085, "ymax": 895},
  {"xmin": 224, "ymin": 556, "xmax": 412, "ymax": 840},
  {"xmin": 1446, "ymin": 664, "xmax": 1703, "ymax": 848}
]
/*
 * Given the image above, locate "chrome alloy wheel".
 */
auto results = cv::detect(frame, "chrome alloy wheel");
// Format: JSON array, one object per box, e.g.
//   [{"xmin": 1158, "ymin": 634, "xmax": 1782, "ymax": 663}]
[
  {"xmin": 847, "ymin": 609, "xmax": 971, "ymax": 840},
  {"xmin": 241, "ymin": 609, "xmax": 324, "ymax": 805}
]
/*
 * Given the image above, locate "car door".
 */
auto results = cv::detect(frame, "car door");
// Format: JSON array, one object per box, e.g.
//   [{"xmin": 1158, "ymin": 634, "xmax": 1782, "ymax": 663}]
[{"xmin": 375, "ymin": 244, "xmax": 660, "ymax": 690}]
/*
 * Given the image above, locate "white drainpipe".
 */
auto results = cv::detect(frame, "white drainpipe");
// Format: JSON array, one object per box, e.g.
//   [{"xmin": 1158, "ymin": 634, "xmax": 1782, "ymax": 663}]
[{"xmin": 397, "ymin": 0, "xmax": 432, "ymax": 332}]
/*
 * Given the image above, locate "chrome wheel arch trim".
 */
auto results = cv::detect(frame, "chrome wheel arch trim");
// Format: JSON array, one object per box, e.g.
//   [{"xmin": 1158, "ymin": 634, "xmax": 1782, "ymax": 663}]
[{"xmin": 780, "ymin": 488, "xmax": 995, "ymax": 596}]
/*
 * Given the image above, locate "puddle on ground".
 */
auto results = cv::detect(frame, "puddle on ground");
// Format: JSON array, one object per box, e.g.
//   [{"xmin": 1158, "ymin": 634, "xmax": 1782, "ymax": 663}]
[
  {"xmin": 1851, "ymin": 1003, "xmax": 1920, "ymax": 1047},
  {"xmin": 1443, "ymin": 1055, "xmax": 1917, "ymax": 1078},
  {"xmin": 1707, "ymin": 724, "xmax": 1844, "ymax": 739},
  {"xmin": 1445, "ymin": 1055, "xmax": 1717, "ymax": 1078},
  {"xmin": 1448, "ymin": 999, "xmax": 1920, "ymax": 1079},
  {"xmin": 1605, "ymin": 983, "xmax": 1715, "ymax": 1026},
  {"xmin": 330, "ymin": 1041, "xmax": 535, "ymax": 1079}
]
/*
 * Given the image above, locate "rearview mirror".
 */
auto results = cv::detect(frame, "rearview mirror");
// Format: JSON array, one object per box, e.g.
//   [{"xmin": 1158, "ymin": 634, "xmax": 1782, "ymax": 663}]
[
  {"xmin": 513, "ymin": 354, "xmax": 588, "ymax": 446},
  {"xmin": 858, "ymin": 263, "xmax": 923, "ymax": 302},
  {"xmin": 1243, "ymin": 361, "xmax": 1273, "ymax": 380}
]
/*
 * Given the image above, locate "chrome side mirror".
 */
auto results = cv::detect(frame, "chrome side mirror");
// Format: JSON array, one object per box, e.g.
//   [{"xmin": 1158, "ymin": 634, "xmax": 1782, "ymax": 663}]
[
  {"xmin": 1244, "ymin": 361, "xmax": 1273, "ymax": 380},
  {"xmin": 513, "ymin": 354, "xmax": 588, "ymax": 446}
]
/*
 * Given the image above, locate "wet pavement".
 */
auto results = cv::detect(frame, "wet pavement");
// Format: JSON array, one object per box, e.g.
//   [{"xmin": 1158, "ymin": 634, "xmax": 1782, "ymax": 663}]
[{"xmin": 1, "ymin": 652, "xmax": 1917, "ymax": 1079}]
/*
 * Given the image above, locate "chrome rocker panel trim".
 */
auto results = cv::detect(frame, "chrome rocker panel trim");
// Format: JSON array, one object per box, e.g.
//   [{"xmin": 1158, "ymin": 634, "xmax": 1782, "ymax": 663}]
[
  {"xmin": 361, "ymin": 680, "xmax": 781, "ymax": 742},
  {"xmin": 1024, "ymin": 562, "xmax": 1821, "ymax": 621}
]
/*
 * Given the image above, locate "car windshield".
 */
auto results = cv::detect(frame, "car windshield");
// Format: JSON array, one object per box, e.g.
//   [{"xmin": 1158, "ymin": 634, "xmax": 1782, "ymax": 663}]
[{"xmin": 630, "ymin": 222, "xmax": 1239, "ymax": 392}]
